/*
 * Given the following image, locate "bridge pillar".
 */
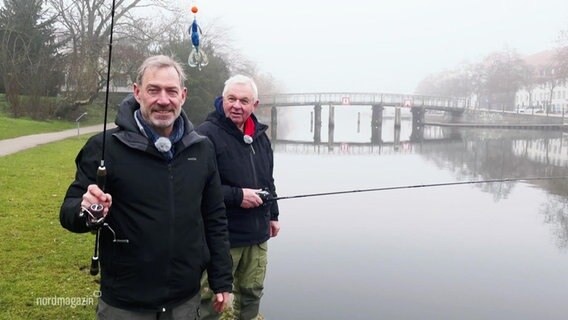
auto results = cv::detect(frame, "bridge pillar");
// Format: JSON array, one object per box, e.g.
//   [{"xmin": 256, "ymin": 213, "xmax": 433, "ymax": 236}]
[
  {"xmin": 371, "ymin": 104, "xmax": 383, "ymax": 144},
  {"xmin": 313, "ymin": 104, "xmax": 322, "ymax": 144},
  {"xmin": 270, "ymin": 106, "xmax": 278, "ymax": 140},
  {"xmin": 328, "ymin": 105, "xmax": 335, "ymax": 149},
  {"xmin": 394, "ymin": 124, "xmax": 401, "ymax": 151},
  {"xmin": 411, "ymin": 107, "xmax": 425, "ymax": 127},
  {"xmin": 450, "ymin": 110, "xmax": 463, "ymax": 122},
  {"xmin": 410, "ymin": 107, "xmax": 425, "ymax": 142}
]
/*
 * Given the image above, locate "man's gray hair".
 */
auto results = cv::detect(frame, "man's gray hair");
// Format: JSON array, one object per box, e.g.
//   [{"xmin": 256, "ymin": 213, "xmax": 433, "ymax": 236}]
[
  {"xmin": 223, "ymin": 75, "xmax": 259, "ymax": 101},
  {"xmin": 136, "ymin": 55, "xmax": 187, "ymax": 88}
]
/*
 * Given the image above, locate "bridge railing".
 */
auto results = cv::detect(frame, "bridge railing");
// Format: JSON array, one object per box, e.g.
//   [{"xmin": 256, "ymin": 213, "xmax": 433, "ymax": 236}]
[{"xmin": 259, "ymin": 92, "xmax": 467, "ymax": 110}]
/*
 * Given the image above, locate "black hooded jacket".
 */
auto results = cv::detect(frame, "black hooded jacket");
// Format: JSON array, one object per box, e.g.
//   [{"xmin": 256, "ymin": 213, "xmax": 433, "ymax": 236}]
[
  {"xmin": 60, "ymin": 95, "xmax": 232, "ymax": 312},
  {"xmin": 196, "ymin": 111, "xmax": 279, "ymax": 248}
]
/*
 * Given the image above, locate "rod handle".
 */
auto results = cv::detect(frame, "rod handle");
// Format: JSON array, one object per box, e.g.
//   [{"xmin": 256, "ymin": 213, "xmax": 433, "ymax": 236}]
[
  {"xmin": 90, "ymin": 256, "xmax": 99, "ymax": 276},
  {"xmin": 97, "ymin": 165, "xmax": 107, "ymax": 191}
]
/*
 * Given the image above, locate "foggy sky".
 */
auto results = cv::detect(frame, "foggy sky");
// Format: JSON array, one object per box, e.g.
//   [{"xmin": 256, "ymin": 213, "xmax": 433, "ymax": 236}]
[{"xmin": 180, "ymin": 0, "xmax": 568, "ymax": 94}]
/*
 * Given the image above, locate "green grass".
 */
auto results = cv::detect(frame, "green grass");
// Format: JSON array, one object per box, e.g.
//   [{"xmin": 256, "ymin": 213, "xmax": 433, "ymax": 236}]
[
  {"xmin": 0, "ymin": 96, "xmax": 116, "ymax": 140},
  {"xmin": 0, "ymin": 106, "xmax": 116, "ymax": 140},
  {"xmin": 0, "ymin": 115, "xmax": 77, "ymax": 140},
  {"xmin": 0, "ymin": 136, "xmax": 99, "ymax": 319},
  {"xmin": 0, "ymin": 137, "xmax": 256, "ymax": 319}
]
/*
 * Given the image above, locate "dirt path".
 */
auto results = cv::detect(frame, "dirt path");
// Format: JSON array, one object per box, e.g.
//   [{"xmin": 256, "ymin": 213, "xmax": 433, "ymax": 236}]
[{"xmin": 0, "ymin": 123, "xmax": 115, "ymax": 157}]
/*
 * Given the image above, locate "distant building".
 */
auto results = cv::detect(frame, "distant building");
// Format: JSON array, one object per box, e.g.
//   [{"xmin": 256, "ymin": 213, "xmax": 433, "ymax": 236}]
[{"xmin": 515, "ymin": 49, "xmax": 568, "ymax": 113}]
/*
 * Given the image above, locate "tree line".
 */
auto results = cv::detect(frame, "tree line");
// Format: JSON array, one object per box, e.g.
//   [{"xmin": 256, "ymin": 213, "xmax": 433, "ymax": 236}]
[
  {"xmin": 0, "ymin": 0, "xmax": 277, "ymax": 124},
  {"xmin": 414, "ymin": 38, "xmax": 568, "ymax": 111}
]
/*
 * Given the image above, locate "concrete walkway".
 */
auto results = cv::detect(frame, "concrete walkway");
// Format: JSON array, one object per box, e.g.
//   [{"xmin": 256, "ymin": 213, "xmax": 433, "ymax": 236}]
[{"xmin": 0, "ymin": 123, "xmax": 115, "ymax": 157}]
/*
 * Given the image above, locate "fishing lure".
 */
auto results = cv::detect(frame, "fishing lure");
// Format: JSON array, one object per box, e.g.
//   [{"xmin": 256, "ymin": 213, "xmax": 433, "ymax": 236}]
[{"xmin": 187, "ymin": 5, "xmax": 209, "ymax": 70}]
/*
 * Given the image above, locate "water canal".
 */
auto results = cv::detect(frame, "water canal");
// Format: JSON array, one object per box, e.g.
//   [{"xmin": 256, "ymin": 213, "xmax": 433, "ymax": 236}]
[{"xmin": 260, "ymin": 107, "xmax": 568, "ymax": 319}]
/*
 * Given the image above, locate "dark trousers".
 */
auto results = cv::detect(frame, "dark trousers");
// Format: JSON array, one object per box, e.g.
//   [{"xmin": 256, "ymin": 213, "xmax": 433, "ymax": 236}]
[{"xmin": 96, "ymin": 293, "xmax": 200, "ymax": 320}]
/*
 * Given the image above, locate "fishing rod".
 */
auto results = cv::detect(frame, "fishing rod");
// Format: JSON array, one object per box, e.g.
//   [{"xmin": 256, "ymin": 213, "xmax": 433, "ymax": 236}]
[
  {"xmin": 260, "ymin": 176, "xmax": 568, "ymax": 202},
  {"xmin": 77, "ymin": 0, "xmax": 117, "ymax": 276},
  {"xmin": 89, "ymin": 0, "xmax": 117, "ymax": 276}
]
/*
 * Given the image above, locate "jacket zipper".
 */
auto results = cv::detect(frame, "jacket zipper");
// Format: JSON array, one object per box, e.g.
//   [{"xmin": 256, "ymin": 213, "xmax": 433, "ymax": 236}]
[
  {"xmin": 164, "ymin": 163, "xmax": 175, "ymax": 305},
  {"xmin": 249, "ymin": 144, "xmax": 258, "ymax": 187},
  {"xmin": 248, "ymin": 143, "xmax": 261, "ymax": 231}
]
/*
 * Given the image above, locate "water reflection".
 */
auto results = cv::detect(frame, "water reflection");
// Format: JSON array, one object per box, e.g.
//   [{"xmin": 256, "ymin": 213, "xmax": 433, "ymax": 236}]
[
  {"xmin": 263, "ymin": 118, "xmax": 568, "ymax": 319},
  {"xmin": 276, "ymin": 127, "xmax": 568, "ymax": 193},
  {"xmin": 275, "ymin": 126, "xmax": 568, "ymax": 244},
  {"xmin": 542, "ymin": 194, "xmax": 568, "ymax": 249}
]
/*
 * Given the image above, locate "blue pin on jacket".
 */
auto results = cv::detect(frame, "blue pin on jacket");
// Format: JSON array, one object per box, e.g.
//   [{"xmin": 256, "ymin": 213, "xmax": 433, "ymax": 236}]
[{"xmin": 188, "ymin": 5, "xmax": 208, "ymax": 70}]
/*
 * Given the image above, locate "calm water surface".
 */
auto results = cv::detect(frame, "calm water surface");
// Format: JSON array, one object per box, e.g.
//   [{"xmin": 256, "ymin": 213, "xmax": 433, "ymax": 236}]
[{"xmin": 259, "ymin": 107, "xmax": 568, "ymax": 319}]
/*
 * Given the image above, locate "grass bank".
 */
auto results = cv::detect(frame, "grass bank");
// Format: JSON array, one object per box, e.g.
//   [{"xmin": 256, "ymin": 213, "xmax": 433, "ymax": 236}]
[
  {"xmin": 0, "ymin": 137, "xmax": 246, "ymax": 319},
  {"xmin": 0, "ymin": 115, "xmax": 76, "ymax": 140},
  {"xmin": 0, "ymin": 136, "xmax": 98, "ymax": 319}
]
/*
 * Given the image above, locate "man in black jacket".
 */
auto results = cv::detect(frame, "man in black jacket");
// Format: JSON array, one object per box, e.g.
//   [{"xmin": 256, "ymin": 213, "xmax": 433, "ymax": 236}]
[
  {"xmin": 196, "ymin": 75, "xmax": 280, "ymax": 320},
  {"xmin": 60, "ymin": 55, "xmax": 232, "ymax": 319}
]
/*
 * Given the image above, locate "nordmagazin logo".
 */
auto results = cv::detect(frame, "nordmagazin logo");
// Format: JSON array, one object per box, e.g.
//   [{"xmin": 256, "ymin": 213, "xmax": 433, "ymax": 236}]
[{"xmin": 35, "ymin": 291, "xmax": 100, "ymax": 308}]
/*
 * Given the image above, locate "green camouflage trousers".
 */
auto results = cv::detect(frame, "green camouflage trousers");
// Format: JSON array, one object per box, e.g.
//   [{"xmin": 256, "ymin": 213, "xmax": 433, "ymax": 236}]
[{"xmin": 200, "ymin": 242, "xmax": 268, "ymax": 320}]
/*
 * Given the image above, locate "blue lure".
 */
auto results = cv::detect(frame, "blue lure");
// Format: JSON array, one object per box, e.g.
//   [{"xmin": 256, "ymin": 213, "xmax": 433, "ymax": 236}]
[{"xmin": 188, "ymin": 18, "xmax": 209, "ymax": 70}]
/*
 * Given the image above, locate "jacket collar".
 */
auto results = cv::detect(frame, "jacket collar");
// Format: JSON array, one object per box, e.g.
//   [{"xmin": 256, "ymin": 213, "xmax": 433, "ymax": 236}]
[
  {"xmin": 114, "ymin": 94, "xmax": 206, "ymax": 153},
  {"xmin": 205, "ymin": 110, "xmax": 268, "ymax": 140}
]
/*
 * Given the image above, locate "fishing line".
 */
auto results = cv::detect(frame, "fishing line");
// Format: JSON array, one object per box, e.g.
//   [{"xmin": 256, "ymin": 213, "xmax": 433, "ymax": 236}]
[{"xmin": 268, "ymin": 176, "xmax": 568, "ymax": 202}]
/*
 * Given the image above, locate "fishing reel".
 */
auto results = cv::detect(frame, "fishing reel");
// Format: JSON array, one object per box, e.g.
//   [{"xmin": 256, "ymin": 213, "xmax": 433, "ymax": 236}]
[
  {"xmin": 255, "ymin": 189, "xmax": 273, "ymax": 204},
  {"xmin": 79, "ymin": 203, "xmax": 106, "ymax": 230},
  {"xmin": 79, "ymin": 202, "xmax": 106, "ymax": 276}
]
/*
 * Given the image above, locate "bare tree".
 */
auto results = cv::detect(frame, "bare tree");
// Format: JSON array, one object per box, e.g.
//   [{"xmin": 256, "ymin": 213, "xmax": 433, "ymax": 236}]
[
  {"xmin": 481, "ymin": 49, "xmax": 526, "ymax": 111},
  {"xmin": 466, "ymin": 62, "xmax": 487, "ymax": 109},
  {"xmin": 556, "ymin": 30, "xmax": 568, "ymax": 76},
  {"xmin": 414, "ymin": 66, "xmax": 476, "ymax": 103},
  {"xmin": 518, "ymin": 63, "xmax": 536, "ymax": 109},
  {"xmin": 536, "ymin": 56, "xmax": 566, "ymax": 114},
  {"xmin": 47, "ymin": 0, "xmax": 175, "ymax": 116}
]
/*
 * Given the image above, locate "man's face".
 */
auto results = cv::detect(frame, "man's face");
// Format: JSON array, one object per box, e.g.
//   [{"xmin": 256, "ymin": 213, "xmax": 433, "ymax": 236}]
[
  {"xmin": 133, "ymin": 66, "xmax": 187, "ymax": 137},
  {"xmin": 222, "ymin": 83, "xmax": 259, "ymax": 130}
]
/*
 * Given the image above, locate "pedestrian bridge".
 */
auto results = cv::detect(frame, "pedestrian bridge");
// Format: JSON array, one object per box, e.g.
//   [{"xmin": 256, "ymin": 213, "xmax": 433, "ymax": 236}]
[
  {"xmin": 258, "ymin": 92, "xmax": 466, "ymax": 143},
  {"xmin": 257, "ymin": 92, "xmax": 566, "ymax": 145},
  {"xmin": 259, "ymin": 92, "xmax": 467, "ymax": 111}
]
